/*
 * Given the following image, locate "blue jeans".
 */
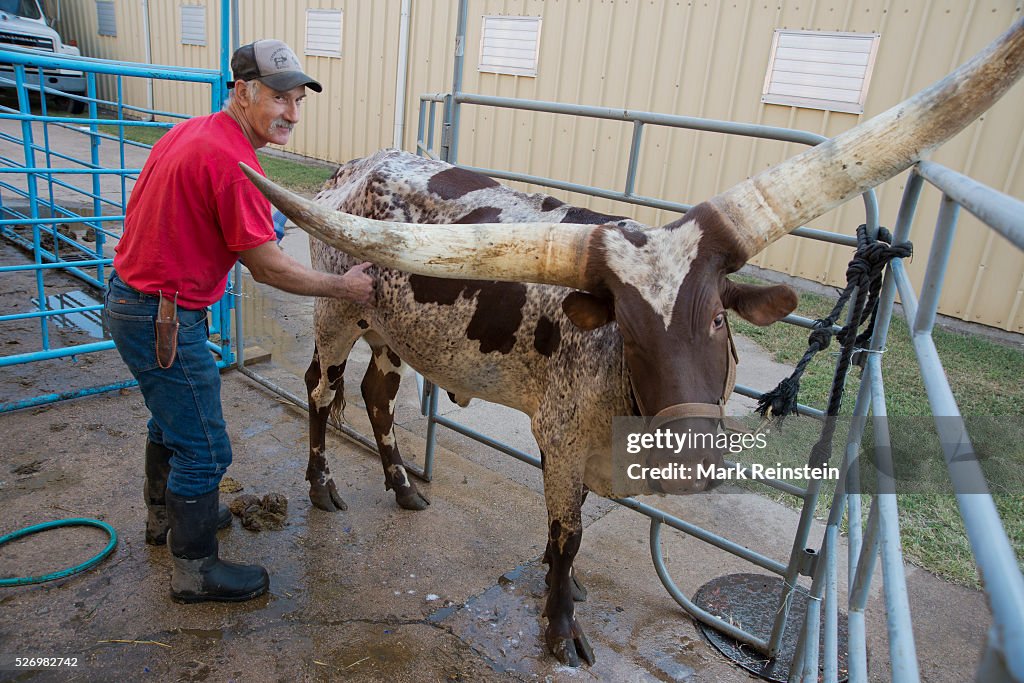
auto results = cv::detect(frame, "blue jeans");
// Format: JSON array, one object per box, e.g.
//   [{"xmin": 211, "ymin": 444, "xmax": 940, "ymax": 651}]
[{"xmin": 103, "ymin": 273, "xmax": 232, "ymax": 497}]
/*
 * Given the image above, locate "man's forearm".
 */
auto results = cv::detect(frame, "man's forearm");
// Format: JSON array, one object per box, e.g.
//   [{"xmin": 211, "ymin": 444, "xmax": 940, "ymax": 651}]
[
  {"xmin": 240, "ymin": 241, "xmax": 374, "ymax": 304},
  {"xmin": 248, "ymin": 255, "xmax": 345, "ymax": 297}
]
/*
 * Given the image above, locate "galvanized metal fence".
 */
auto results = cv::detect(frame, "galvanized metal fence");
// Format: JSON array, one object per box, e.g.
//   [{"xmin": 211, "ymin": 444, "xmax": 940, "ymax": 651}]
[{"xmin": 0, "ymin": 40, "xmax": 235, "ymax": 412}]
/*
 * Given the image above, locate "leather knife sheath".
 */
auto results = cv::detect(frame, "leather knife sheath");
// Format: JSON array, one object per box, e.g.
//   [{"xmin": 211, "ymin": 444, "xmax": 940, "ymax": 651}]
[{"xmin": 155, "ymin": 292, "xmax": 179, "ymax": 369}]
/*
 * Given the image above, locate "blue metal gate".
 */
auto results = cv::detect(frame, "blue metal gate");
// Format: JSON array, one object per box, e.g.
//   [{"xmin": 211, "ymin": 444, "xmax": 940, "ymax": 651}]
[{"xmin": 0, "ymin": 10, "xmax": 234, "ymax": 412}]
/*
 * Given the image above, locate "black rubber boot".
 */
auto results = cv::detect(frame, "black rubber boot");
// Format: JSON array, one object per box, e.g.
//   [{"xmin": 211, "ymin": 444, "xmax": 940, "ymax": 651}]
[
  {"xmin": 166, "ymin": 489, "xmax": 269, "ymax": 603},
  {"xmin": 145, "ymin": 440, "xmax": 231, "ymax": 545}
]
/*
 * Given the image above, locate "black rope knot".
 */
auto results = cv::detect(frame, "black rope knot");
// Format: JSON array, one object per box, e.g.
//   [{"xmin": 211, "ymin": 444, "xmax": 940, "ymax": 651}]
[
  {"xmin": 807, "ymin": 327, "xmax": 834, "ymax": 352},
  {"xmin": 755, "ymin": 224, "xmax": 912, "ymax": 432}
]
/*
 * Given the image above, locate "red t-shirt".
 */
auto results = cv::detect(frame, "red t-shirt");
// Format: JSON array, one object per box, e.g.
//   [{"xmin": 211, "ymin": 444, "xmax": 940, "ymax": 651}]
[{"xmin": 114, "ymin": 111, "xmax": 275, "ymax": 309}]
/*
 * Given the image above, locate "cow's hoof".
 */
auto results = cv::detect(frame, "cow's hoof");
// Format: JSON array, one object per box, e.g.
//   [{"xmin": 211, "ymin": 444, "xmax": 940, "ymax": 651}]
[
  {"xmin": 548, "ymin": 631, "xmax": 595, "ymax": 667},
  {"xmin": 396, "ymin": 488, "xmax": 430, "ymax": 511},
  {"xmin": 309, "ymin": 480, "xmax": 348, "ymax": 512}
]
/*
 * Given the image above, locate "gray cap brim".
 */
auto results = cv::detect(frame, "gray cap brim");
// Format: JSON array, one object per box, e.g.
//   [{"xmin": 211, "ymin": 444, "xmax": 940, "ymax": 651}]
[{"xmin": 259, "ymin": 71, "xmax": 323, "ymax": 93}]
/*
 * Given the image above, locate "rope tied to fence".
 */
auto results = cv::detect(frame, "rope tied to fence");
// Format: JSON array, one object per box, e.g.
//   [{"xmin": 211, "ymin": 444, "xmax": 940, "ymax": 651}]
[{"xmin": 755, "ymin": 224, "xmax": 912, "ymax": 465}]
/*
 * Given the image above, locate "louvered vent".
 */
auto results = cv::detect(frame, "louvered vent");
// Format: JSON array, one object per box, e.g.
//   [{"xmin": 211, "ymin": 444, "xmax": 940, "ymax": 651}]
[
  {"xmin": 479, "ymin": 15, "xmax": 542, "ymax": 77},
  {"xmin": 96, "ymin": 1, "xmax": 116, "ymax": 37},
  {"xmin": 181, "ymin": 5, "xmax": 207, "ymax": 46},
  {"xmin": 762, "ymin": 30, "xmax": 880, "ymax": 114},
  {"xmin": 305, "ymin": 9, "xmax": 342, "ymax": 58}
]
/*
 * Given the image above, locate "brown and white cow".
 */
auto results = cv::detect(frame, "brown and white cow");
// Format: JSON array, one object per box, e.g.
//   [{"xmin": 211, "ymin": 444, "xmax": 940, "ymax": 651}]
[{"xmin": 243, "ymin": 18, "xmax": 1024, "ymax": 667}]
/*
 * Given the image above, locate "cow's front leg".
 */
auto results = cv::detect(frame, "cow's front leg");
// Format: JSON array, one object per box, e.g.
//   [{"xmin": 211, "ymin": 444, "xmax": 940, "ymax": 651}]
[
  {"xmin": 361, "ymin": 344, "xmax": 429, "ymax": 510},
  {"xmin": 305, "ymin": 341, "xmax": 353, "ymax": 512},
  {"xmin": 544, "ymin": 483, "xmax": 588, "ymax": 602},
  {"xmin": 541, "ymin": 472, "xmax": 594, "ymax": 666}
]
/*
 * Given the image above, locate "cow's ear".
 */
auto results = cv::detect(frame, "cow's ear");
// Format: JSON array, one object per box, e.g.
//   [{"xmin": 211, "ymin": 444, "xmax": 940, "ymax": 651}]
[
  {"xmin": 721, "ymin": 279, "xmax": 798, "ymax": 326},
  {"xmin": 563, "ymin": 291, "xmax": 615, "ymax": 330}
]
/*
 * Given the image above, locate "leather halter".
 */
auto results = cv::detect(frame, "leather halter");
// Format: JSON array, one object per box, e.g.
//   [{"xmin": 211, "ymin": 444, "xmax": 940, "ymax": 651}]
[{"xmin": 629, "ymin": 316, "xmax": 740, "ymax": 429}]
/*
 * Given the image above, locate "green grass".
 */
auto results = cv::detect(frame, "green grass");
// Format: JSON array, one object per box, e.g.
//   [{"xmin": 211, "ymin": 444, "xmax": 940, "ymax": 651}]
[
  {"xmin": 730, "ymin": 274, "xmax": 1024, "ymax": 587},
  {"xmin": 256, "ymin": 153, "xmax": 335, "ymax": 195}
]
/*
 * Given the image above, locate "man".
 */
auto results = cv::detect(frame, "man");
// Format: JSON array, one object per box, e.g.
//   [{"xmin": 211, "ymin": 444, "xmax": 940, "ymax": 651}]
[{"xmin": 104, "ymin": 40, "xmax": 373, "ymax": 604}]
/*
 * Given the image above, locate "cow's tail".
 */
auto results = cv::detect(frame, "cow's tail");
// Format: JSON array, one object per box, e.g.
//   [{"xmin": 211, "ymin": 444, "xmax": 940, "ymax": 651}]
[{"xmin": 329, "ymin": 388, "xmax": 347, "ymax": 427}]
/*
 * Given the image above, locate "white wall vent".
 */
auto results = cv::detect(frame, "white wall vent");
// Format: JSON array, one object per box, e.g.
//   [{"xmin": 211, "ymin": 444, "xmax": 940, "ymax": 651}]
[
  {"xmin": 305, "ymin": 9, "xmax": 343, "ymax": 58},
  {"xmin": 762, "ymin": 30, "xmax": 880, "ymax": 114},
  {"xmin": 96, "ymin": 1, "xmax": 116, "ymax": 37},
  {"xmin": 478, "ymin": 15, "xmax": 542, "ymax": 77},
  {"xmin": 180, "ymin": 5, "xmax": 207, "ymax": 47}
]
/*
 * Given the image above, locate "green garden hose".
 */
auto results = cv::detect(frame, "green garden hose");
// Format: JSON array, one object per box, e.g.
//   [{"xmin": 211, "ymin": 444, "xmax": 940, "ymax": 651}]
[{"xmin": 0, "ymin": 518, "xmax": 117, "ymax": 586}]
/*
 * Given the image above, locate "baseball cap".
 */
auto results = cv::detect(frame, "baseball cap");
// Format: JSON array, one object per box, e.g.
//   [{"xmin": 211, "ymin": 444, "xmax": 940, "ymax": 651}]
[{"xmin": 230, "ymin": 39, "xmax": 322, "ymax": 93}]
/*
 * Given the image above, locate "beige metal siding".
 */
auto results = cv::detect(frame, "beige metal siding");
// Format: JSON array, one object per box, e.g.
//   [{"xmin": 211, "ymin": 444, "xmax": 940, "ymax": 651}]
[
  {"xmin": 148, "ymin": 2, "xmax": 223, "ymax": 116},
  {"xmin": 234, "ymin": 0, "xmax": 402, "ymax": 162},
  {"xmin": 53, "ymin": 0, "xmax": 149, "ymax": 107},
  {"xmin": 46, "ymin": 1, "xmax": 1024, "ymax": 331}
]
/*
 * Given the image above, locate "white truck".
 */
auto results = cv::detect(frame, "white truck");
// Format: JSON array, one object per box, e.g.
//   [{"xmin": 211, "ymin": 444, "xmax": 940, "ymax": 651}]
[{"xmin": 0, "ymin": 0, "xmax": 85, "ymax": 112}]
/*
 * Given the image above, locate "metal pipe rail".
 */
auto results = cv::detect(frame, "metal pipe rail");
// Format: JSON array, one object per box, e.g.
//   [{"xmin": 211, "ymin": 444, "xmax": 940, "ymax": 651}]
[
  {"xmin": 416, "ymin": 90, "xmax": 878, "ymax": 245},
  {"xmin": 780, "ymin": 164, "xmax": 1024, "ymax": 683}
]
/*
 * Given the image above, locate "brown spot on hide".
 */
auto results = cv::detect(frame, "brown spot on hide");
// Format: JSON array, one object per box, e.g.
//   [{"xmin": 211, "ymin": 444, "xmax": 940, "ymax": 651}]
[
  {"xmin": 455, "ymin": 206, "xmax": 503, "ymax": 223},
  {"xmin": 386, "ymin": 348, "xmax": 402, "ymax": 368},
  {"xmin": 409, "ymin": 276, "xmax": 467, "ymax": 306},
  {"xmin": 427, "ymin": 166, "xmax": 499, "ymax": 200},
  {"xmin": 304, "ymin": 350, "xmax": 321, "ymax": 393},
  {"xmin": 357, "ymin": 319, "xmax": 369, "ymax": 329},
  {"xmin": 409, "ymin": 276, "xmax": 527, "ymax": 354},
  {"xmin": 615, "ymin": 224, "xmax": 648, "ymax": 248},
  {"xmin": 562, "ymin": 206, "xmax": 627, "ymax": 225},
  {"xmin": 326, "ymin": 363, "xmax": 345, "ymax": 391},
  {"xmin": 541, "ymin": 196, "xmax": 565, "ymax": 212},
  {"xmin": 533, "ymin": 316, "xmax": 561, "ymax": 357}
]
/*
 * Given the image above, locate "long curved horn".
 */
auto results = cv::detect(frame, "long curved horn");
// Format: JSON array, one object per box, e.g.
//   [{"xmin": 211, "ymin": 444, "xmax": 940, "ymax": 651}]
[
  {"xmin": 240, "ymin": 164, "xmax": 597, "ymax": 289},
  {"xmin": 710, "ymin": 17, "xmax": 1024, "ymax": 259}
]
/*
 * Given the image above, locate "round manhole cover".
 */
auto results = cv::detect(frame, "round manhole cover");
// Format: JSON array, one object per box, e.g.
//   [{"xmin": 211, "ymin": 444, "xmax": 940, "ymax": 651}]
[{"xmin": 692, "ymin": 573, "xmax": 849, "ymax": 683}]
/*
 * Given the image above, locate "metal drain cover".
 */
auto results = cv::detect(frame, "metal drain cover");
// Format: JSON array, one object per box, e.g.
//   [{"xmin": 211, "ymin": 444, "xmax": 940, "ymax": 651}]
[{"xmin": 692, "ymin": 573, "xmax": 849, "ymax": 683}]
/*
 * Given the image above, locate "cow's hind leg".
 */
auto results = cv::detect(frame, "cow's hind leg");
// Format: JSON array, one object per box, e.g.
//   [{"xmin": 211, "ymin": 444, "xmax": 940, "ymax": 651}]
[
  {"xmin": 361, "ymin": 340, "xmax": 429, "ymax": 511},
  {"xmin": 304, "ymin": 326, "xmax": 362, "ymax": 512},
  {"xmin": 539, "ymin": 461, "xmax": 594, "ymax": 666}
]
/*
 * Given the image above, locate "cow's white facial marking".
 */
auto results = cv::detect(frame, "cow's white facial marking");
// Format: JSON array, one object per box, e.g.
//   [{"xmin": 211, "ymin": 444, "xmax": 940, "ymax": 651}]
[{"xmin": 602, "ymin": 221, "xmax": 703, "ymax": 329}]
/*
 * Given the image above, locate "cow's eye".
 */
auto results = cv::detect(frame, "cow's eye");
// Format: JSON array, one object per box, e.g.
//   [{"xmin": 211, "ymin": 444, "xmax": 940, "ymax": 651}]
[{"xmin": 712, "ymin": 313, "xmax": 726, "ymax": 330}]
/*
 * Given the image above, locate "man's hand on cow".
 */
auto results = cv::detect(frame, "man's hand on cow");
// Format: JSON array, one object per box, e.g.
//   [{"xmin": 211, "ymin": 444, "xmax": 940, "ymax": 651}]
[{"xmin": 339, "ymin": 262, "xmax": 375, "ymax": 305}]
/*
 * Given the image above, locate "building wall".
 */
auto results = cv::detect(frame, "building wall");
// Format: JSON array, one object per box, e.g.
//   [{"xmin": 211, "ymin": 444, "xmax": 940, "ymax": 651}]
[
  {"xmin": 54, "ymin": 0, "xmax": 1024, "ymax": 332},
  {"xmin": 52, "ymin": 0, "xmax": 150, "ymax": 107}
]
